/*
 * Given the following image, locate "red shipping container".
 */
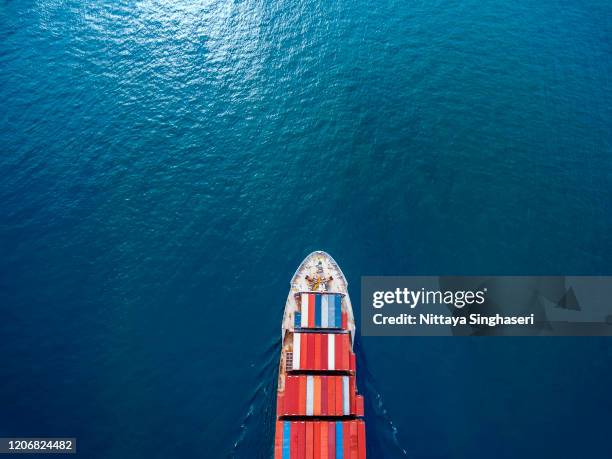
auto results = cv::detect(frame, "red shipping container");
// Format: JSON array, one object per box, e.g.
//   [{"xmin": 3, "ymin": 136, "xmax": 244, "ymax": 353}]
[
  {"xmin": 327, "ymin": 377, "xmax": 334, "ymax": 416},
  {"xmin": 307, "ymin": 333, "xmax": 315, "ymax": 369},
  {"xmin": 328, "ymin": 422, "xmax": 336, "ymax": 459},
  {"xmin": 329, "ymin": 375, "xmax": 336, "ymax": 416},
  {"xmin": 349, "ymin": 353, "xmax": 356, "ymax": 373},
  {"xmin": 320, "ymin": 420, "xmax": 328, "ymax": 458},
  {"xmin": 308, "ymin": 294, "xmax": 315, "ymax": 328},
  {"xmin": 343, "ymin": 422, "xmax": 350, "ymax": 458},
  {"xmin": 335, "ymin": 377, "xmax": 343, "ymax": 416},
  {"xmin": 275, "ymin": 421, "xmax": 283, "ymax": 459},
  {"xmin": 291, "ymin": 421, "xmax": 299, "ymax": 457},
  {"xmin": 350, "ymin": 421, "xmax": 358, "ymax": 459},
  {"xmin": 283, "ymin": 378, "xmax": 289, "ymax": 416},
  {"xmin": 342, "ymin": 335, "xmax": 350, "ymax": 371},
  {"xmin": 350, "ymin": 378, "xmax": 356, "ymax": 415},
  {"xmin": 313, "ymin": 422, "xmax": 321, "ymax": 459},
  {"xmin": 314, "ymin": 333, "xmax": 321, "ymax": 370},
  {"xmin": 298, "ymin": 376, "xmax": 306, "ymax": 415},
  {"xmin": 356, "ymin": 395, "xmax": 364, "ymax": 417},
  {"xmin": 277, "ymin": 392, "xmax": 284, "ymax": 417},
  {"xmin": 321, "ymin": 333, "xmax": 328, "ymax": 370},
  {"xmin": 314, "ymin": 376, "xmax": 321, "ymax": 416},
  {"xmin": 335, "ymin": 335, "xmax": 342, "ymax": 370},
  {"xmin": 357, "ymin": 421, "xmax": 366, "ymax": 459},
  {"xmin": 283, "ymin": 378, "xmax": 290, "ymax": 416},
  {"xmin": 321, "ymin": 376, "xmax": 328, "ymax": 416},
  {"xmin": 341, "ymin": 310, "xmax": 347, "ymax": 330},
  {"xmin": 292, "ymin": 376, "xmax": 301, "ymax": 416},
  {"xmin": 300, "ymin": 334, "xmax": 307, "ymax": 369},
  {"xmin": 305, "ymin": 422, "xmax": 313, "ymax": 459},
  {"xmin": 293, "ymin": 376, "xmax": 301, "ymax": 416},
  {"xmin": 298, "ymin": 422, "xmax": 306, "ymax": 459}
]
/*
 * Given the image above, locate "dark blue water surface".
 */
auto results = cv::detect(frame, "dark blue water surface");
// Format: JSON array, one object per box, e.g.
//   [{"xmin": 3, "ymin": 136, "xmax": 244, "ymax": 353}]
[{"xmin": 2, "ymin": 0, "xmax": 612, "ymax": 458}]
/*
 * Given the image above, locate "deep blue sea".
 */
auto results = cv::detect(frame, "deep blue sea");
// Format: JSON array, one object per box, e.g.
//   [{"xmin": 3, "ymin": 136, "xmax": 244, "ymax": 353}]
[{"xmin": 1, "ymin": 0, "xmax": 612, "ymax": 458}]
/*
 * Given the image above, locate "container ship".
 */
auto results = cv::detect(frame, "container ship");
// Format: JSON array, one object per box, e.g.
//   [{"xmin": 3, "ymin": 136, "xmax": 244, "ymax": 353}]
[{"xmin": 274, "ymin": 251, "xmax": 366, "ymax": 458}]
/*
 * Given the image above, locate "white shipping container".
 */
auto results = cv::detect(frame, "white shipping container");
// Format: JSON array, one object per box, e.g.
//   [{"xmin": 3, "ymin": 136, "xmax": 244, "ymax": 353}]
[
  {"xmin": 321, "ymin": 295, "xmax": 329, "ymax": 328},
  {"xmin": 327, "ymin": 334, "xmax": 335, "ymax": 370},
  {"xmin": 343, "ymin": 376, "xmax": 350, "ymax": 415},
  {"xmin": 293, "ymin": 333, "xmax": 301, "ymax": 370},
  {"xmin": 306, "ymin": 375, "xmax": 314, "ymax": 416},
  {"xmin": 301, "ymin": 293, "xmax": 309, "ymax": 328}
]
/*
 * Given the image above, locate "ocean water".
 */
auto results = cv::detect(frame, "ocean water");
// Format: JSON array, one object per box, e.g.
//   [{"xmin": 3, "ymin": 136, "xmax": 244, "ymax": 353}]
[{"xmin": 1, "ymin": 0, "xmax": 612, "ymax": 457}]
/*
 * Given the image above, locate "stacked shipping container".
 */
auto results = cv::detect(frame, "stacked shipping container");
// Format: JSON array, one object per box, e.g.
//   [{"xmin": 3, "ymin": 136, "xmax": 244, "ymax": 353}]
[
  {"xmin": 274, "ymin": 420, "xmax": 366, "ymax": 459},
  {"xmin": 276, "ymin": 292, "xmax": 365, "ymax": 458},
  {"xmin": 297, "ymin": 293, "xmax": 347, "ymax": 330},
  {"xmin": 292, "ymin": 333, "xmax": 355, "ymax": 372},
  {"xmin": 277, "ymin": 375, "xmax": 365, "ymax": 417}
]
